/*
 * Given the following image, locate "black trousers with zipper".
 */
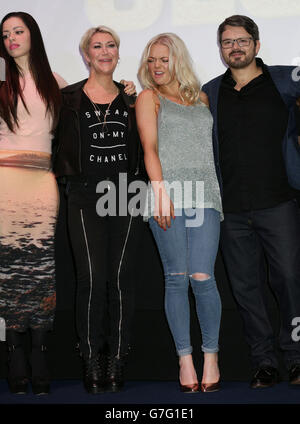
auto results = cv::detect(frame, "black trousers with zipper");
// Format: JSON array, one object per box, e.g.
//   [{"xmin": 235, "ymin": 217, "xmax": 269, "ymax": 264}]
[{"xmin": 65, "ymin": 174, "xmax": 146, "ymax": 359}]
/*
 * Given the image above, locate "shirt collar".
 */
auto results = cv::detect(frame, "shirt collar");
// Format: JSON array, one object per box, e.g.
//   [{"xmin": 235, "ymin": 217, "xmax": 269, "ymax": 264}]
[{"xmin": 223, "ymin": 57, "xmax": 269, "ymax": 86}]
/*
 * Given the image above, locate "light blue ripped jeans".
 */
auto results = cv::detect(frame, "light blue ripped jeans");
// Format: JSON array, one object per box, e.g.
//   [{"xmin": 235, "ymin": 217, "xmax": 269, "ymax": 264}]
[{"xmin": 149, "ymin": 208, "xmax": 221, "ymax": 356}]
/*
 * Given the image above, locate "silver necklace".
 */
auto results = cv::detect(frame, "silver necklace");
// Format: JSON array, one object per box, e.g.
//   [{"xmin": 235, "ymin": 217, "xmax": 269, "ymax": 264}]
[{"xmin": 83, "ymin": 87, "xmax": 119, "ymax": 132}]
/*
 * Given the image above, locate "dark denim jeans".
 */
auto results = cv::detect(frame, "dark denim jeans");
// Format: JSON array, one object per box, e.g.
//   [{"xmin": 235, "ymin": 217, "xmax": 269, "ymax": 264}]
[
  {"xmin": 220, "ymin": 199, "xmax": 300, "ymax": 369},
  {"xmin": 149, "ymin": 208, "xmax": 221, "ymax": 356}
]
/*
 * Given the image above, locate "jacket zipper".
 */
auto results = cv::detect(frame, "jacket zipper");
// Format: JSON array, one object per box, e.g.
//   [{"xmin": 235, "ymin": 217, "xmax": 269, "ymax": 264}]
[
  {"xmin": 75, "ymin": 109, "xmax": 82, "ymax": 173},
  {"xmin": 135, "ymin": 142, "xmax": 140, "ymax": 176},
  {"xmin": 126, "ymin": 101, "xmax": 140, "ymax": 176}
]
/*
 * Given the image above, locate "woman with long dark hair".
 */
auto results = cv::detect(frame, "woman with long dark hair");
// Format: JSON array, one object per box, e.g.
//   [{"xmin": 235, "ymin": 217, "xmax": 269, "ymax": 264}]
[
  {"xmin": 0, "ymin": 11, "xmax": 67, "ymax": 395},
  {"xmin": 54, "ymin": 25, "xmax": 147, "ymax": 394}
]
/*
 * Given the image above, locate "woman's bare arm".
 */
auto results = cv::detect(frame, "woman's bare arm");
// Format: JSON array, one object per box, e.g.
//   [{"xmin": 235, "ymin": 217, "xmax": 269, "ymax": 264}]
[{"xmin": 135, "ymin": 89, "xmax": 174, "ymax": 228}]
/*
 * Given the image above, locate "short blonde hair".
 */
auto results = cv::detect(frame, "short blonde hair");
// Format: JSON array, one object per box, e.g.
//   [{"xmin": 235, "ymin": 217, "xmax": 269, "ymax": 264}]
[
  {"xmin": 80, "ymin": 25, "xmax": 120, "ymax": 55},
  {"xmin": 138, "ymin": 33, "xmax": 200, "ymax": 105}
]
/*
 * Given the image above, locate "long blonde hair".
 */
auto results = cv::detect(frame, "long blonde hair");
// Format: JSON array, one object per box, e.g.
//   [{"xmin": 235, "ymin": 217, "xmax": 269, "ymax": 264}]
[{"xmin": 138, "ymin": 33, "xmax": 201, "ymax": 105}]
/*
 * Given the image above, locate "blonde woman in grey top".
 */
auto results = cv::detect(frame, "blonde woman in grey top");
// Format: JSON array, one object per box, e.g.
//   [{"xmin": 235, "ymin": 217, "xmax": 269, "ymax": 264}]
[{"xmin": 136, "ymin": 33, "xmax": 223, "ymax": 393}]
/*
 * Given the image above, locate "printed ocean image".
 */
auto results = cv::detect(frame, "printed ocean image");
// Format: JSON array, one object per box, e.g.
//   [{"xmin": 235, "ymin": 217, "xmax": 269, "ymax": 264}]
[
  {"xmin": 0, "ymin": 149, "xmax": 51, "ymax": 170},
  {"xmin": 0, "ymin": 239, "xmax": 56, "ymax": 329},
  {"xmin": 0, "ymin": 154, "xmax": 58, "ymax": 328},
  {"xmin": 0, "ymin": 153, "xmax": 58, "ymax": 249}
]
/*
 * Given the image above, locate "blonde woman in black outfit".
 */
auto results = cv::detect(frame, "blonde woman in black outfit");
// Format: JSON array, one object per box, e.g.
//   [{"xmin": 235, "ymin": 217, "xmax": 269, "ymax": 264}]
[{"xmin": 54, "ymin": 26, "xmax": 147, "ymax": 394}]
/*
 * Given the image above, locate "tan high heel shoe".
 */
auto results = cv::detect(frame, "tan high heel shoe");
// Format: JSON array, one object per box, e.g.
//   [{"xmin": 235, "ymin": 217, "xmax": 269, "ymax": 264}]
[
  {"xmin": 200, "ymin": 379, "xmax": 220, "ymax": 392},
  {"xmin": 179, "ymin": 354, "xmax": 199, "ymax": 393},
  {"xmin": 179, "ymin": 382, "xmax": 199, "ymax": 393},
  {"xmin": 201, "ymin": 352, "xmax": 220, "ymax": 392}
]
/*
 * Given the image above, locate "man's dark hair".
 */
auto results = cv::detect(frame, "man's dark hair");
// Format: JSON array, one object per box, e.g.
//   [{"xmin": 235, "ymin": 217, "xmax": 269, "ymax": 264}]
[{"xmin": 218, "ymin": 15, "xmax": 260, "ymax": 45}]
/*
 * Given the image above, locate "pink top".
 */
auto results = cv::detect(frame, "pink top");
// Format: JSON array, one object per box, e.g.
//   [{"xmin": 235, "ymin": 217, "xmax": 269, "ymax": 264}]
[{"xmin": 0, "ymin": 72, "xmax": 67, "ymax": 154}]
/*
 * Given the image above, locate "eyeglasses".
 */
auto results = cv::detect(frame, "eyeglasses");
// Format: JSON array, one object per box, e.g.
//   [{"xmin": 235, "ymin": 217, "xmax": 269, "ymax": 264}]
[{"xmin": 221, "ymin": 37, "xmax": 253, "ymax": 49}]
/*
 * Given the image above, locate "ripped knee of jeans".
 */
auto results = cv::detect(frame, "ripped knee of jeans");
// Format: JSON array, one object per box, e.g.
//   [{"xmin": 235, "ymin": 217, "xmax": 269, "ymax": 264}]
[
  {"xmin": 165, "ymin": 272, "xmax": 189, "ymax": 290},
  {"xmin": 189, "ymin": 272, "xmax": 217, "ymax": 294},
  {"xmin": 190, "ymin": 272, "xmax": 211, "ymax": 281}
]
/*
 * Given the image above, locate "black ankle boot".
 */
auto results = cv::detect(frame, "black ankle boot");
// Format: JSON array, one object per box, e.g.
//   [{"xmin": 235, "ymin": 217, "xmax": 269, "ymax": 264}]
[
  {"xmin": 106, "ymin": 354, "xmax": 126, "ymax": 393},
  {"xmin": 83, "ymin": 354, "xmax": 106, "ymax": 394},
  {"xmin": 6, "ymin": 330, "xmax": 29, "ymax": 394},
  {"xmin": 30, "ymin": 329, "xmax": 50, "ymax": 395}
]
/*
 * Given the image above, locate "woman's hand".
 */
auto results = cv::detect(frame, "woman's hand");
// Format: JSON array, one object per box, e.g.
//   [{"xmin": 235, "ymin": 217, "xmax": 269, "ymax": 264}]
[
  {"xmin": 153, "ymin": 185, "xmax": 175, "ymax": 230},
  {"xmin": 120, "ymin": 79, "xmax": 137, "ymax": 96}
]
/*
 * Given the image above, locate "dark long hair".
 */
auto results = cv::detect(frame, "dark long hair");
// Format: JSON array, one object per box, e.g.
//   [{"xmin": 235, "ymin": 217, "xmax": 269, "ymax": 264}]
[{"xmin": 0, "ymin": 11, "xmax": 61, "ymax": 132}]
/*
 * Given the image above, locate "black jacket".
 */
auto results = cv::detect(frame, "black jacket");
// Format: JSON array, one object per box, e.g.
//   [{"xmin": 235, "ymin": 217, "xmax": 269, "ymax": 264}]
[{"xmin": 53, "ymin": 79, "xmax": 147, "ymax": 180}]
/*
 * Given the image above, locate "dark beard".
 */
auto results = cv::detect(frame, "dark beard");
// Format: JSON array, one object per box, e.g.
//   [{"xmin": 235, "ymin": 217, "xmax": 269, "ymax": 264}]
[{"xmin": 225, "ymin": 48, "xmax": 256, "ymax": 69}]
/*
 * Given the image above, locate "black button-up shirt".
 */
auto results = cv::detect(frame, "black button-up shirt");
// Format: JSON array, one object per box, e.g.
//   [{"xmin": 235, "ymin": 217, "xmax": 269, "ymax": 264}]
[{"xmin": 218, "ymin": 58, "xmax": 294, "ymax": 213}]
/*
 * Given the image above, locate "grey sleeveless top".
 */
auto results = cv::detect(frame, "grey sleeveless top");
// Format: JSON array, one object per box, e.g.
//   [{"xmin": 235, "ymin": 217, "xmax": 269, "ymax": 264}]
[{"xmin": 144, "ymin": 94, "xmax": 223, "ymax": 220}]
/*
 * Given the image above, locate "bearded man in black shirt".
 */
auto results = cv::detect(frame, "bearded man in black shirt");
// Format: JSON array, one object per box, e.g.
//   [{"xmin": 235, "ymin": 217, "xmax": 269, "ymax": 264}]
[{"xmin": 203, "ymin": 15, "xmax": 300, "ymax": 388}]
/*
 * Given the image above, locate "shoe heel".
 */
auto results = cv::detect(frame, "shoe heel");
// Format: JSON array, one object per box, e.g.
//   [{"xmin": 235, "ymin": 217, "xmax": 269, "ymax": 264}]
[
  {"xmin": 179, "ymin": 382, "xmax": 199, "ymax": 393},
  {"xmin": 200, "ymin": 380, "xmax": 220, "ymax": 392}
]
